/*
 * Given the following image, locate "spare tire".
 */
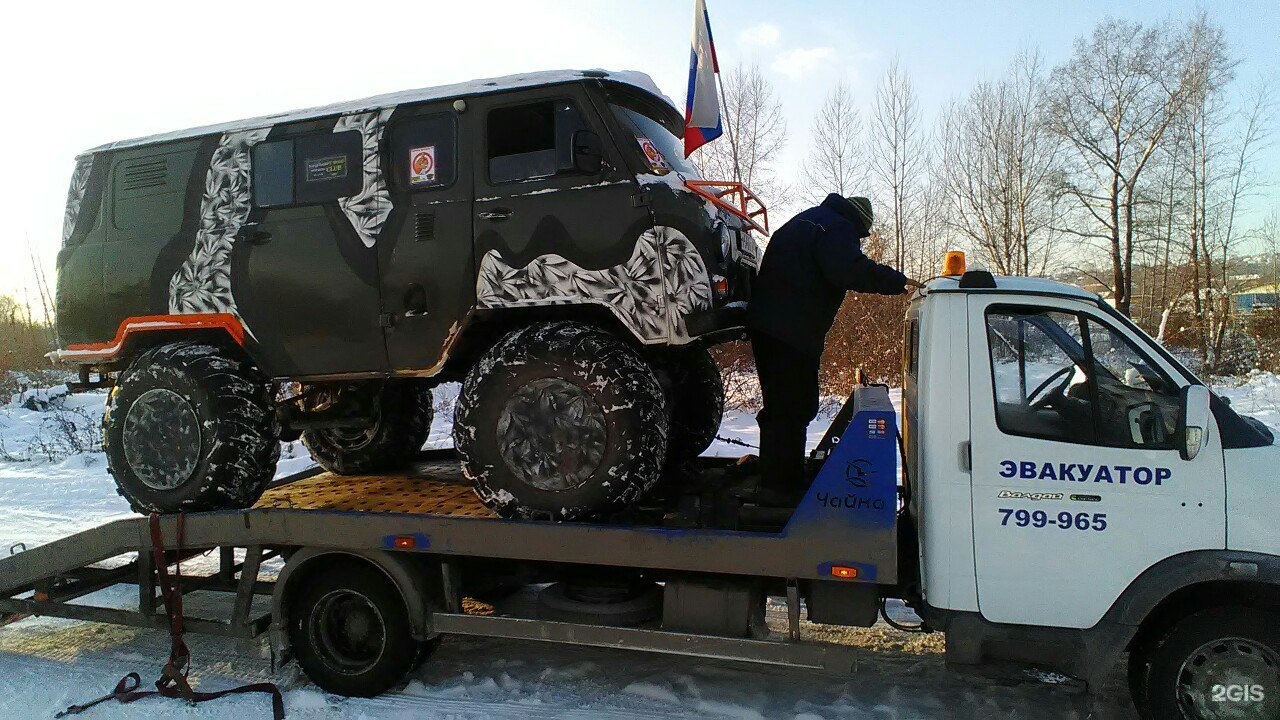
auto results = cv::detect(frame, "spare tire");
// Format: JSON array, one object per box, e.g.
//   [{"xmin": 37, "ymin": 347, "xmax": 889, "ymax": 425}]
[
  {"xmin": 104, "ymin": 342, "xmax": 279, "ymax": 513},
  {"xmin": 537, "ymin": 581, "xmax": 662, "ymax": 627},
  {"xmin": 454, "ymin": 322, "xmax": 668, "ymax": 520}
]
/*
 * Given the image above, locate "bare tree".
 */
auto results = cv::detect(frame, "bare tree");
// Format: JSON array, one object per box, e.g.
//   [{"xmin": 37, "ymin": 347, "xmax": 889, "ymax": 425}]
[
  {"xmin": 693, "ymin": 62, "xmax": 789, "ymax": 210},
  {"xmin": 797, "ymin": 82, "xmax": 867, "ymax": 205},
  {"xmin": 1047, "ymin": 18, "xmax": 1197, "ymax": 315},
  {"xmin": 939, "ymin": 50, "xmax": 1062, "ymax": 276},
  {"xmin": 868, "ymin": 60, "xmax": 929, "ymax": 276}
]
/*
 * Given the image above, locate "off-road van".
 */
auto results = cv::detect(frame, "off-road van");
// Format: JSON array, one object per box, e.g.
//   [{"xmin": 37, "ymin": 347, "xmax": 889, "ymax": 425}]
[{"xmin": 53, "ymin": 69, "xmax": 765, "ymax": 520}]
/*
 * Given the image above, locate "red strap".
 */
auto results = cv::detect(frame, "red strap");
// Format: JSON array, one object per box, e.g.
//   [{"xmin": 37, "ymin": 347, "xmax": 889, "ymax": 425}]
[{"xmin": 59, "ymin": 515, "xmax": 284, "ymax": 719}]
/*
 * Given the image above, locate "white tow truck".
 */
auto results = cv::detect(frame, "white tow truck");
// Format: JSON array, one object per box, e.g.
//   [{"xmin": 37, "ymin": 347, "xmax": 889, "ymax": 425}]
[{"xmin": 2, "ymin": 259, "xmax": 1277, "ymax": 720}]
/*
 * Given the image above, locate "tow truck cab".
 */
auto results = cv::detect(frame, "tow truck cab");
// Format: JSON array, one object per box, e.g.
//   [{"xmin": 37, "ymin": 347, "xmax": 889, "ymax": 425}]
[{"xmin": 901, "ymin": 269, "xmax": 1280, "ymax": 694}]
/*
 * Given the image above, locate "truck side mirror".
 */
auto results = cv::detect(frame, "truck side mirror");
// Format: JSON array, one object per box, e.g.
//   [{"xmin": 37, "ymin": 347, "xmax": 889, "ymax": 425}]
[
  {"xmin": 571, "ymin": 130, "xmax": 603, "ymax": 174},
  {"xmin": 1179, "ymin": 385, "xmax": 1211, "ymax": 461}
]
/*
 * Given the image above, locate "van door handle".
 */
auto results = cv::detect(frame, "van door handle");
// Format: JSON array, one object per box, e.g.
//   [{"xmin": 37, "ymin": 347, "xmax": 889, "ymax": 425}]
[{"xmin": 478, "ymin": 208, "xmax": 513, "ymax": 221}]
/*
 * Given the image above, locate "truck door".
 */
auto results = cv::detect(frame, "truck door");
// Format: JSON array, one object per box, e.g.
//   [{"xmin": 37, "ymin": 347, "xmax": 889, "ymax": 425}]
[
  {"xmin": 379, "ymin": 107, "xmax": 474, "ymax": 371},
  {"xmin": 238, "ymin": 123, "xmax": 388, "ymax": 378},
  {"xmin": 467, "ymin": 85, "xmax": 657, "ymax": 336},
  {"xmin": 966, "ymin": 297, "xmax": 1225, "ymax": 628}
]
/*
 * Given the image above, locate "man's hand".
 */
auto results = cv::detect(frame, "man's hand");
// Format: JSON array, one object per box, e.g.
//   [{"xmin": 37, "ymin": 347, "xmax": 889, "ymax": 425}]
[{"xmin": 904, "ymin": 278, "xmax": 925, "ymax": 290}]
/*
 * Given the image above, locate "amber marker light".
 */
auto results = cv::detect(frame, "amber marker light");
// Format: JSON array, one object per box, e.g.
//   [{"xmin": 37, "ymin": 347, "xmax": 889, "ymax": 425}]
[
  {"xmin": 942, "ymin": 250, "xmax": 967, "ymax": 276},
  {"xmin": 830, "ymin": 565, "xmax": 859, "ymax": 579},
  {"xmin": 393, "ymin": 536, "xmax": 416, "ymax": 549}
]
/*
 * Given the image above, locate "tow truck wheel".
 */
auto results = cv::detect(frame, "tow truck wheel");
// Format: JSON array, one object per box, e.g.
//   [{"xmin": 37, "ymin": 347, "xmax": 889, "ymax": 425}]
[
  {"xmin": 654, "ymin": 346, "xmax": 725, "ymax": 463},
  {"xmin": 288, "ymin": 562, "xmax": 428, "ymax": 698},
  {"xmin": 103, "ymin": 342, "xmax": 279, "ymax": 513},
  {"xmin": 1138, "ymin": 606, "xmax": 1280, "ymax": 720},
  {"xmin": 301, "ymin": 381, "xmax": 434, "ymax": 475},
  {"xmin": 454, "ymin": 321, "xmax": 668, "ymax": 520}
]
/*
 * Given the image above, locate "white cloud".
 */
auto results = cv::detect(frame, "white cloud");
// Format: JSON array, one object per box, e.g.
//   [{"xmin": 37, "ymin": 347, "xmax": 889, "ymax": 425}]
[
  {"xmin": 739, "ymin": 22, "xmax": 781, "ymax": 48},
  {"xmin": 771, "ymin": 47, "xmax": 838, "ymax": 81}
]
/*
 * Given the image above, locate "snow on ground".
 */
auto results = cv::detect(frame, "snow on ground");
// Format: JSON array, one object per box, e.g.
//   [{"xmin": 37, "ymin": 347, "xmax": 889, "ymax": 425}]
[{"xmin": 1, "ymin": 374, "xmax": 1276, "ymax": 719}]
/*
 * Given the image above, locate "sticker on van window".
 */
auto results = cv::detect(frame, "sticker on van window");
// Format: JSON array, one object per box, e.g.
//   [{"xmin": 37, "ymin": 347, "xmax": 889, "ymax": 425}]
[
  {"xmin": 636, "ymin": 137, "xmax": 670, "ymax": 174},
  {"xmin": 304, "ymin": 154, "xmax": 349, "ymax": 183},
  {"xmin": 409, "ymin": 146, "xmax": 437, "ymax": 185}
]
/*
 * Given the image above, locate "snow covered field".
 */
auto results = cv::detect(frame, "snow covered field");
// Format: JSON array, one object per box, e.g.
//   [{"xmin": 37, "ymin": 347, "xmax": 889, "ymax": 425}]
[{"xmin": 0, "ymin": 375, "xmax": 1275, "ymax": 718}]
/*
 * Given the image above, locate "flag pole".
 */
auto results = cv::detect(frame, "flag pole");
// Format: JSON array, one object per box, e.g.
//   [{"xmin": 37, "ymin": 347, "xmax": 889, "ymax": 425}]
[{"xmin": 713, "ymin": 60, "xmax": 739, "ymax": 183}]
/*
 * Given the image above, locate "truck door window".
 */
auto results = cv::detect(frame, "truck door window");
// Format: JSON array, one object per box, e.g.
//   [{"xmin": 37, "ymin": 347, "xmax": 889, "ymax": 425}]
[
  {"xmin": 1084, "ymin": 318, "xmax": 1179, "ymax": 448},
  {"xmin": 986, "ymin": 309, "xmax": 1096, "ymax": 444},
  {"xmin": 487, "ymin": 100, "xmax": 587, "ymax": 183}
]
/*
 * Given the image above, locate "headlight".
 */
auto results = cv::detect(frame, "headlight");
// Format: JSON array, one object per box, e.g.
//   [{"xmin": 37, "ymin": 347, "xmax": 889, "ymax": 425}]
[{"xmin": 718, "ymin": 222, "xmax": 734, "ymax": 262}]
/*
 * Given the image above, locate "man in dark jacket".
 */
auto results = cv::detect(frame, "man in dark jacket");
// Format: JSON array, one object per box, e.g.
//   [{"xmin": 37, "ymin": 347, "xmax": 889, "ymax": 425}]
[{"xmin": 746, "ymin": 194, "xmax": 916, "ymax": 505}]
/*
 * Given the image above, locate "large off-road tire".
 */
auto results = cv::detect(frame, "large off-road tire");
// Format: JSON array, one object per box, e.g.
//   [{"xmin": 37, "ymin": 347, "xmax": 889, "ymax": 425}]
[
  {"xmin": 301, "ymin": 381, "xmax": 434, "ymax": 475},
  {"xmin": 655, "ymin": 346, "xmax": 725, "ymax": 462},
  {"xmin": 103, "ymin": 342, "xmax": 279, "ymax": 513},
  {"xmin": 288, "ymin": 561, "xmax": 428, "ymax": 697},
  {"xmin": 1135, "ymin": 606, "xmax": 1280, "ymax": 720},
  {"xmin": 454, "ymin": 322, "xmax": 668, "ymax": 520}
]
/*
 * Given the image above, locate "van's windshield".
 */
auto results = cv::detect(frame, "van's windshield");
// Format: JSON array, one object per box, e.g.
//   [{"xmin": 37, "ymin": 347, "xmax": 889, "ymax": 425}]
[{"xmin": 606, "ymin": 87, "xmax": 700, "ymax": 178}]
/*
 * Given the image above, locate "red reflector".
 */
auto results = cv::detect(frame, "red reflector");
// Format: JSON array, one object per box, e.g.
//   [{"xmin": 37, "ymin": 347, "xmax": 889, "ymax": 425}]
[
  {"xmin": 393, "ymin": 536, "xmax": 416, "ymax": 549},
  {"xmin": 830, "ymin": 566, "xmax": 858, "ymax": 579},
  {"xmin": 714, "ymin": 277, "xmax": 729, "ymax": 294}
]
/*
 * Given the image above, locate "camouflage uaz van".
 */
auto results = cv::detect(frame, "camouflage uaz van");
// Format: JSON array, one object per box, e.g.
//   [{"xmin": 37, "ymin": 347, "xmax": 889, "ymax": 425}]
[{"xmin": 54, "ymin": 69, "xmax": 764, "ymax": 519}]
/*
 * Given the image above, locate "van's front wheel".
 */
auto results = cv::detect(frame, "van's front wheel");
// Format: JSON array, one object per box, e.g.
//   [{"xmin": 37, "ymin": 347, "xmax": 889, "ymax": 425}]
[{"xmin": 454, "ymin": 322, "xmax": 668, "ymax": 520}]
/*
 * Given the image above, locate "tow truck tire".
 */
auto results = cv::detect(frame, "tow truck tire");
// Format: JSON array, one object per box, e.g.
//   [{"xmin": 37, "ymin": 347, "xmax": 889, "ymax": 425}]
[
  {"xmin": 655, "ymin": 346, "xmax": 724, "ymax": 463},
  {"xmin": 1137, "ymin": 606, "xmax": 1280, "ymax": 720},
  {"xmin": 288, "ymin": 562, "xmax": 427, "ymax": 698},
  {"xmin": 302, "ymin": 381, "xmax": 434, "ymax": 475},
  {"xmin": 103, "ymin": 342, "xmax": 279, "ymax": 513},
  {"xmin": 454, "ymin": 321, "xmax": 668, "ymax": 520}
]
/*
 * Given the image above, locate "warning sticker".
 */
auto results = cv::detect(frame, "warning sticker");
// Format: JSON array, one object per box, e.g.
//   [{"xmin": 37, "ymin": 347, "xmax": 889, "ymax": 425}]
[
  {"xmin": 304, "ymin": 154, "xmax": 349, "ymax": 183},
  {"xmin": 409, "ymin": 146, "xmax": 437, "ymax": 185},
  {"xmin": 636, "ymin": 137, "xmax": 670, "ymax": 174}
]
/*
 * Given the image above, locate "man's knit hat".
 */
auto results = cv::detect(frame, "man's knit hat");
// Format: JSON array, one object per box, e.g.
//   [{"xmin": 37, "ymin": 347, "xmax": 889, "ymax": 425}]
[{"xmin": 847, "ymin": 196, "xmax": 874, "ymax": 228}]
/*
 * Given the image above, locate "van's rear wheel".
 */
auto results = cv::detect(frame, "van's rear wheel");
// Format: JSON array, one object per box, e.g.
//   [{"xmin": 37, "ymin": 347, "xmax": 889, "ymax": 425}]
[
  {"xmin": 454, "ymin": 322, "xmax": 668, "ymax": 520},
  {"xmin": 103, "ymin": 342, "xmax": 279, "ymax": 513},
  {"xmin": 655, "ymin": 346, "xmax": 724, "ymax": 463},
  {"xmin": 1136, "ymin": 607, "xmax": 1280, "ymax": 720},
  {"xmin": 301, "ymin": 381, "xmax": 434, "ymax": 474},
  {"xmin": 288, "ymin": 562, "xmax": 428, "ymax": 697}
]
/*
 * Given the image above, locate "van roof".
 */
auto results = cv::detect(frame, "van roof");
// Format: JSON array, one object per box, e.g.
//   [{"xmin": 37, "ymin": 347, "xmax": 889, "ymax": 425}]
[{"xmin": 85, "ymin": 69, "xmax": 673, "ymax": 155}]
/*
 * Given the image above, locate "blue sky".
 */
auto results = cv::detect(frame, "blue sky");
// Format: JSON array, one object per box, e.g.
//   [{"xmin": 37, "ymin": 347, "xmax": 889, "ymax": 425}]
[{"xmin": 0, "ymin": 0, "xmax": 1275, "ymax": 300}]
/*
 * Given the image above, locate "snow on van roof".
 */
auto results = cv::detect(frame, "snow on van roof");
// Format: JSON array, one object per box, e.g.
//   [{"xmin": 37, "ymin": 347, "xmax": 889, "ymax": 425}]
[
  {"xmin": 85, "ymin": 69, "xmax": 673, "ymax": 154},
  {"xmin": 923, "ymin": 274, "xmax": 1100, "ymax": 300}
]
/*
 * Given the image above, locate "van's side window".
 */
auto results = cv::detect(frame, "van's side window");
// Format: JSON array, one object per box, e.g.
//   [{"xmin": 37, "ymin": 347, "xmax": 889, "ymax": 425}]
[
  {"xmin": 251, "ymin": 130, "xmax": 362, "ymax": 208},
  {"xmin": 389, "ymin": 114, "xmax": 457, "ymax": 190},
  {"xmin": 487, "ymin": 100, "xmax": 588, "ymax": 183}
]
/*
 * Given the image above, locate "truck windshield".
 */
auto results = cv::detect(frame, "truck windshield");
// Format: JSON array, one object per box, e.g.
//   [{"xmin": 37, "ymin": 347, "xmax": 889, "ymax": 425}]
[{"xmin": 607, "ymin": 89, "xmax": 699, "ymax": 178}]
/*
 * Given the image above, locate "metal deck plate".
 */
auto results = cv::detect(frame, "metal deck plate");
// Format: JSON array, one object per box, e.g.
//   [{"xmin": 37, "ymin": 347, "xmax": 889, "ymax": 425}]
[{"xmin": 255, "ymin": 460, "xmax": 497, "ymax": 519}]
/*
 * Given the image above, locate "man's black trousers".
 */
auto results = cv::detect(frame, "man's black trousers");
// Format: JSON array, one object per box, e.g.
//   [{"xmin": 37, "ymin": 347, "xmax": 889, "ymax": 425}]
[{"xmin": 750, "ymin": 330, "xmax": 821, "ymax": 493}]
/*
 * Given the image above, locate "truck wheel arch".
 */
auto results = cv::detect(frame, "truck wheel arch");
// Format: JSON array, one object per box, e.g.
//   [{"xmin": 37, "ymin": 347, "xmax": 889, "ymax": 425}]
[
  {"xmin": 271, "ymin": 548, "xmax": 438, "ymax": 654},
  {"xmin": 1113, "ymin": 551, "xmax": 1280, "ymax": 656}
]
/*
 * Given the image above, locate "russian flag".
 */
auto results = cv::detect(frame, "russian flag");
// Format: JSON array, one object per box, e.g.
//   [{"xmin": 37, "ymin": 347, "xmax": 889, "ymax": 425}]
[{"xmin": 684, "ymin": 0, "xmax": 722, "ymax": 157}]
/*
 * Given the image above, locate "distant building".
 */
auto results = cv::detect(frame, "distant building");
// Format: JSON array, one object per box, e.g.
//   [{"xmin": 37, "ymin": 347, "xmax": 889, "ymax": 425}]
[{"xmin": 1234, "ymin": 284, "xmax": 1279, "ymax": 313}]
